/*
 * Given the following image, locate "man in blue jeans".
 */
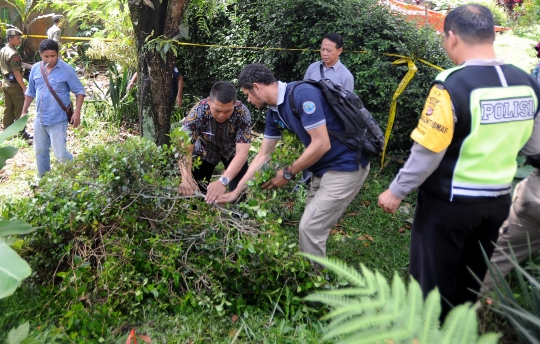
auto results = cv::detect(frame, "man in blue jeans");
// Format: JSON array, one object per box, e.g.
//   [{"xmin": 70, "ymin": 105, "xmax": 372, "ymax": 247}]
[{"xmin": 21, "ymin": 39, "xmax": 85, "ymax": 177}]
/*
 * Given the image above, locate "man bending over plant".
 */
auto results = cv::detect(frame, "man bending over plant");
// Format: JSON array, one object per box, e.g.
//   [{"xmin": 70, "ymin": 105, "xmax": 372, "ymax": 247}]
[
  {"xmin": 178, "ymin": 81, "xmax": 252, "ymax": 204},
  {"xmin": 217, "ymin": 64, "xmax": 370, "ymax": 268},
  {"xmin": 378, "ymin": 4, "xmax": 540, "ymax": 321}
]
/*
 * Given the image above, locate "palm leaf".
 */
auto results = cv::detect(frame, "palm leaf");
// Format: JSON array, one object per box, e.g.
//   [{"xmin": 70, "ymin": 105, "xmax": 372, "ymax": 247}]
[
  {"xmin": 0, "ymin": 220, "xmax": 34, "ymax": 237},
  {"xmin": 0, "ymin": 116, "xmax": 28, "ymax": 144},
  {"xmin": 0, "ymin": 146, "xmax": 18, "ymax": 170},
  {"xmin": 0, "ymin": 240, "xmax": 31, "ymax": 299}
]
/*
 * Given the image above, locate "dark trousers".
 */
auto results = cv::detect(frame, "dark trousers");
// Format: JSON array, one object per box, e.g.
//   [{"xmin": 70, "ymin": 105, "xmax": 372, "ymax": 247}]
[
  {"xmin": 409, "ymin": 190, "xmax": 511, "ymax": 321},
  {"xmin": 192, "ymin": 155, "xmax": 248, "ymax": 193}
]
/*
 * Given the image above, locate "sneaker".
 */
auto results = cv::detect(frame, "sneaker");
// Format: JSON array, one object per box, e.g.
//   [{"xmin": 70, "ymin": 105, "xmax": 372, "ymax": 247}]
[{"xmin": 20, "ymin": 131, "xmax": 33, "ymax": 140}]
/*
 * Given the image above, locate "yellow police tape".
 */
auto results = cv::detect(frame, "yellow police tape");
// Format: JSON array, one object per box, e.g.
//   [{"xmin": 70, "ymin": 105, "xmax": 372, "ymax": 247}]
[
  {"xmin": 379, "ymin": 54, "xmax": 444, "ymax": 166},
  {"xmin": 23, "ymin": 35, "xmax": 445, "ymax": 165},
  {"xmin": 24, "ymin": 34, "xmax": 118, "ymax": 42}
]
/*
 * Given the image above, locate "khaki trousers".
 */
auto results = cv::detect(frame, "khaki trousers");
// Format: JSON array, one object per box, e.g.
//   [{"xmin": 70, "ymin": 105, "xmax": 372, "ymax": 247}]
[
  {"xmin": 2, "ymin": 84, "xmax": 24, "ymax": 129},
  {"xmin": 482, "ymin": 169, "xmax": 540, "ymax": 292},
  {"xmin": 299, "ymin": 165, "xmax": 370, "ymax": 263}
]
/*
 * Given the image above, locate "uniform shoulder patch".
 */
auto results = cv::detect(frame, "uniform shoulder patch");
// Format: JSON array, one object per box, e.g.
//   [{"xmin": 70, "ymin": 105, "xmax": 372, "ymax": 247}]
[{"xmin": 302, "ymin": 101, "xmax": 316, "ymax": 114}]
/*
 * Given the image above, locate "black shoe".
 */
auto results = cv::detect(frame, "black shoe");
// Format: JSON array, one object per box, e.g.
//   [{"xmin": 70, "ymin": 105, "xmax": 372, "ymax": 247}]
[{"xmin": 20, "ymin": 131, "xmax": 33, "ymax": 140}]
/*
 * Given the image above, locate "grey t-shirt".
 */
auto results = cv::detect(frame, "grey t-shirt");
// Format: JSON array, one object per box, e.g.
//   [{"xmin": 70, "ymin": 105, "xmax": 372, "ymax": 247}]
[{"xmin": 304, "ymin": 60, "xmax": 354, "ymax": 92}]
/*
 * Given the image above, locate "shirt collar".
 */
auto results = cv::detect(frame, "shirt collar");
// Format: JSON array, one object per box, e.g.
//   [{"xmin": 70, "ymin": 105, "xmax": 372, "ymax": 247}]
[
  {"xmin": 462, "ymin": 58, "xmax": 505, "ymax": 67},
  {"xmin": 322, "ymin": 59, "xmax": 343, "ymax": 71},
  {"xmin": 269, "ymin": 81, "xmax": 288, "ymax": 110}
]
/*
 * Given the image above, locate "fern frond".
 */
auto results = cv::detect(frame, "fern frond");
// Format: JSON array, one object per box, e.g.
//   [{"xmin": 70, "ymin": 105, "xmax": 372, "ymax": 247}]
[
  {"xmin": 321, "ymin": 303, "xmax": 367, "ymax": 321},
  {"xmin": 419, "ymin": 287, "xmax": 442, "ymax": 343},
  {"xmin": 391, "ymin": 272, "xmax": 407, "ymax": 317},
  {"xmin": 441, "ymin": 303, "xmax": 470, "ymax": 344},
  {"xmin": 314, "ymin": 287, "xmax": 379, "ymax": 297},
  {"xmin": 303, "ymin": 293, "xmax": 354, "ymax": 308},
  {"xmin": 405, "ymin": 277, "xmax": 424, "ymax": 333},
  {"xmin": 337, "ymin": 327, "xmax": 415, "ymax": 344},
  {"xmin": 323, "ymin": 313, "xmax": 396, "ymax": 341},
  {"xmin": 322, "ymin": 297, "xmax": 393, "ymax": 321},
  {"xmin": 442, "ymin": 302, "xmax": 478, "ymax": 344},
  {"xmin": 376, "ymin": 270, "xmax": 391, "ymax": 304},
  {"xmin": 361, "ymin": 264, "xmax": 378, "ymax": 293},
  {"xmin": 476, "ymin": 332, "xmax": 502, "ymax": 344},
  {"xmin": 299, "ymin": 253, "xmax": 367, "ymax": 287}
]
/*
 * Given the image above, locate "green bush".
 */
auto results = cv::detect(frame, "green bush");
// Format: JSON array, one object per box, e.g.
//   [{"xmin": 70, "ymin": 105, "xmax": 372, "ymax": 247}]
[
  {"xmin": 1, "ymin": 136, "xmax": 321, "ymax": 340},
  {"xmin": 179, "ymin": 0, "xmax": 452, "ymax": 156}
]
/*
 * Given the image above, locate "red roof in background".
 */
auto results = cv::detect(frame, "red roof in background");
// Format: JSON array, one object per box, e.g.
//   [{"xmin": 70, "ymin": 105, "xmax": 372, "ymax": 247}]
[{"xmin": 384, "ymin": 0, "xmax": 510, "ymax": 33}]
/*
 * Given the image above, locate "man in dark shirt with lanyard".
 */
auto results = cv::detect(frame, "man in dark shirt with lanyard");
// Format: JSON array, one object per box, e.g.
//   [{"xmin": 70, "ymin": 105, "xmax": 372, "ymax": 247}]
[{"xmin": 218, "ymin": 63, "xmax": 370, "ymax": 267}]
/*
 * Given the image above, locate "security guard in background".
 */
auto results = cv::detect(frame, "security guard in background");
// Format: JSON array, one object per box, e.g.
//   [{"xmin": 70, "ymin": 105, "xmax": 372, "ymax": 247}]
[{"xmin": 0, "ymin": 27, "xmax": 32, "ymax": 140}]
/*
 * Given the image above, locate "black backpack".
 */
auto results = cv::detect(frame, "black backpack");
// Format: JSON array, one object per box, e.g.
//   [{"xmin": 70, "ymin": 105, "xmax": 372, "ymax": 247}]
[{"xmin": 288, "ymin": 66, "xmax": 385, "ymax": 164}]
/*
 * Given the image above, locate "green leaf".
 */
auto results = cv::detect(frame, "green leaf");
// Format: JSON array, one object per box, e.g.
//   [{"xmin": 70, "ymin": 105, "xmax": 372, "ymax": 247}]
[
  {"xmin": 0, "ymin": 241, "xmax": 31, "ymax": 299},
  {"xmin": 476, "ymin": 333, "xmax": 502, "ymax": 344},
  {"xmin": 0, "ymin": 116, "xmax": 28, "ymax": 144},
  {"xmin": 0, "ymin": 146, "xmax": 19, "ymax": 170},
  {"xmin": 7, "ymin": 321, "xmax": 30, "ymax": 344},
  {"xmin": 515, "ymin": 165, "xmax": 535, "ymax": 179},
  {"xmin": 0, "ymin": 220, "xmax": 35, "ymax": 238}
]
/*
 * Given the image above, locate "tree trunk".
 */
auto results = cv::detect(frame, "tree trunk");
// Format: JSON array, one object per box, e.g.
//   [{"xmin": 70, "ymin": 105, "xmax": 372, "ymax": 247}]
[{"xmin": 127, "ymin": 0, "xmax": 189, "ymax": 146}]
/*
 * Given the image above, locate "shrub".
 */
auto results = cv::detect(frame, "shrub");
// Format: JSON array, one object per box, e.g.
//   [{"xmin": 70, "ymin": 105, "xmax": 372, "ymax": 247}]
[
  {"xmin": 179, "ymin": 0, "xmax": 453, "ymax": 156},
  {"xmin": 2, "ymin": 136, "xmax": 321, "ymax": 339}
]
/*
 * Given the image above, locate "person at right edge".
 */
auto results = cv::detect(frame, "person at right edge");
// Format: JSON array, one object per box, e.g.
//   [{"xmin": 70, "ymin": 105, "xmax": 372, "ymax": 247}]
[
  {"xmin": 0, "ymin": 28, "xmax": 32, "ymax": 141},
  {"xmin": 377, "ymin": 4, "xmax": 540, "ymax": 322}
]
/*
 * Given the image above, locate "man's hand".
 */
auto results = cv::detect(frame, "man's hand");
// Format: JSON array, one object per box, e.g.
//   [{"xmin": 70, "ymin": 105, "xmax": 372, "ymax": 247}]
[
  {"xmin": 378, "ymin": 189, "xmax": 403, "ymax": 214},
  {"xmin": 216, "ymin": 190, "xmax": 241, "ymax": 204},
  {"xmin": 176, "ymin": 96, "xmax": 183, "ymax": 107},
  {"xmin": 262, "ymin": 169, "xmax": 288, "ymax": 190},
  {"xmin": 71, "ymin": 111, "xmax": 81, "ymax": 128},
  {"xmin": 178, "ymin": 180, "xmax": 196, "ymax": 196},
  {"xmin": 206, "ymin": 180, "xmax": 226, "ymax": 204}
]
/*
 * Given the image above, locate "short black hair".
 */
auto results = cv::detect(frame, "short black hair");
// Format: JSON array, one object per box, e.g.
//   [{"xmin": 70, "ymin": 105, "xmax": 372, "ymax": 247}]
[
  {"xmin": 237, "ymin": 63, "xmax": 277, "ymax": 90},
  {"xmin": 209, "ymin": 81, "xmax": 237, "ymax": 104},
  {"xmin": 39, "ymin": 39, "xmax": 59, "ymax": 53},
  {"xmin": 322, "ymin": 33, "xmax": 343, "ymax": 49},
  {"xmin": 444, "ymin": 4, "xmax": 495, "ymax": 45}
]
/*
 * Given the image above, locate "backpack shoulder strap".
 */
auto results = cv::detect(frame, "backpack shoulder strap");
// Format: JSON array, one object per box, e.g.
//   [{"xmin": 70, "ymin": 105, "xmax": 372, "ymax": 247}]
[
  {"xmin": 319, "ymin": 63, "xmax": 325, "ymax": 79},
  {"xmin": 288, "ymin": 80, "xmax": 322, "ymax": 117}
]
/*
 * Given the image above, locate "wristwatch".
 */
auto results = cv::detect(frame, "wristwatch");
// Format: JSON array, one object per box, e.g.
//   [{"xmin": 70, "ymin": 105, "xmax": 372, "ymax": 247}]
[
  {"xmin": 283, "ymin": 167, "xmax": 295, "ymax": 180},
  {"xmin": 219, "ymin": 176, "xmax": 230, "ymax": 186}
]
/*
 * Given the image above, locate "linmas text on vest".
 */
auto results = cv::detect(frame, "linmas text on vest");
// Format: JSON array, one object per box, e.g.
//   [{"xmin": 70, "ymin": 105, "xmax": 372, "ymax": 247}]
[{"xmin": 418, "ymin": 116, "xmax": 449, "ymax": 134}]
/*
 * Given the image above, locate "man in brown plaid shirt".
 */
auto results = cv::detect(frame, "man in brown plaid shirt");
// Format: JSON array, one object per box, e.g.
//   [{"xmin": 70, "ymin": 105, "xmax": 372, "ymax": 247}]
[{"xmin": 178, "ymin": 81, "xmax": 252, "ymax": 203}]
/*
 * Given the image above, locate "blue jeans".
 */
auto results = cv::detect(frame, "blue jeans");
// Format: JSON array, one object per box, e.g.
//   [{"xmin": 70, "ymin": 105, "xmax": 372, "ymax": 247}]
[{"xmin": 34, "ymin": 119, "xmax": 72, "ymax": 176}]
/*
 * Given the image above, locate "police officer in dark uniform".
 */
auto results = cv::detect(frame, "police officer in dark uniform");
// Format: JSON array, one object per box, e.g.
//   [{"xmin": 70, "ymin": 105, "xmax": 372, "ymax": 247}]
[{"xmin": 0, "ymin": 27, "xmax": 32, "ymax": 140}]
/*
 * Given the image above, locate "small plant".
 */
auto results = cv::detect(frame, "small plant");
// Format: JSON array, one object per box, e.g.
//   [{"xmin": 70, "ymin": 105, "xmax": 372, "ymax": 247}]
[
  {"xmin": 0, "ymin": 115, "xmax": 34, "ymax": 300},
  {"xmin": 302, "ymin": 253, "xmax": 501, "ymax": 343},
  {"xmin": 482, "ymin": 245, "xmax": 540, "ymax": 343}
]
